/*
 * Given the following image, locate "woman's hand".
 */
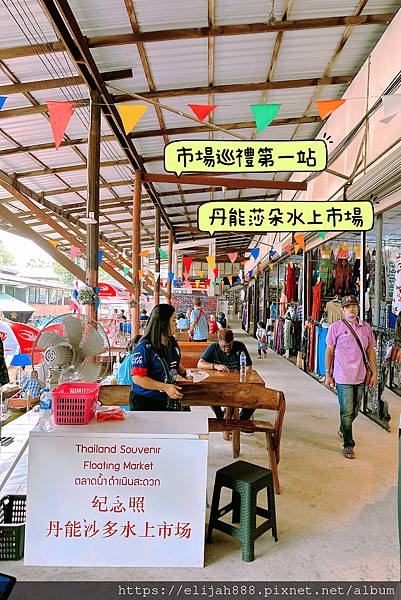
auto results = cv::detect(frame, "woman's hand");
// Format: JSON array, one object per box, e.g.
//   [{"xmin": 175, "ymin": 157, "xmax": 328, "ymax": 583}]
[
  {"xmin": 214, "ymin": 364, "xmax": 229, "ymax": 372},
  {"xmin": 164, "ymin": 384, "xmax": 183, "ymax": 400}
]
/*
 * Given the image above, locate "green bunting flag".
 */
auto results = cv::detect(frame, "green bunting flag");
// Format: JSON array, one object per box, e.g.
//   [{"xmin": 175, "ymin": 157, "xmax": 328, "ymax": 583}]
[
  {"xmin": 251, "ymin": 104, "xmax": 281, "ymax": 133},
  {"xmin": 123, "ymin": 265, "xmax": 130, "ymax": 276},
  {"xmin": 158, "ymin": 247, "xmax": 168, "ymax": 259},
  {"xmin": 318, "ymin": 232, "xmax": 326, "ymax": 240}
]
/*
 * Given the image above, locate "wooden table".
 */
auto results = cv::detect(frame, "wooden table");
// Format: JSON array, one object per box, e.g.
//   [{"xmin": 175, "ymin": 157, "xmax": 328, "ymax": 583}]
[{"xmin": 181, "ymin": 369, "xmax": 265, "ymax": 456}]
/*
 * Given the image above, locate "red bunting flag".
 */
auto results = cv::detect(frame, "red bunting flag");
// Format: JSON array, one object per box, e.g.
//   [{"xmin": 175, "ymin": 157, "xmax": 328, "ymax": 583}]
[
  {"xmin": 284, "ymin": 244, "xmax": 292, "ymax": 255},
  {"xmin": 315, "ymin": 99, "xmax": 346, "ymax": 120},
  {"xmin": 206, "ymin": 279, "xmax": 211, "ymax": 286},
  {"xmin": 227, "ymin": 252, "xmax": 238, "ymax": 264},
  {"xmin": 183, "ymin": 257, "xmax": 193, "ymax": 273},
  {"xmin": 47, "ymin": 101, "xmax": 75, "ymax": 150},
  {"xmin": 294, "ymin": 233, "xmax": 305, "ymax": 250},
  {"xmin": 213, "ymin": 267, "xmax": 219, "ymax": 279},
  {"xmin": 188, "ymin": 104, "xmax": 217, "ymax": 121}
]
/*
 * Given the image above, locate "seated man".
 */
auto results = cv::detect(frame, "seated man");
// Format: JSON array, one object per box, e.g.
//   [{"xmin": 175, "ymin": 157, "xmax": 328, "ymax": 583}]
[{"xmin": 197, "ymin": 328, "xmax": 254, "ymax": 420}]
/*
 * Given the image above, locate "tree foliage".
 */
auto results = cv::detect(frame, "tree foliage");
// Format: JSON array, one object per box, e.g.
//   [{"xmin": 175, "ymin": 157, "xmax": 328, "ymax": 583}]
[
  {"xmin": 52, "ymin": 261, "xmax": 74, "ymax": 286},
  {"xmin": 0, "ymin": 239, "xmax": 16, "ymax": 265}
]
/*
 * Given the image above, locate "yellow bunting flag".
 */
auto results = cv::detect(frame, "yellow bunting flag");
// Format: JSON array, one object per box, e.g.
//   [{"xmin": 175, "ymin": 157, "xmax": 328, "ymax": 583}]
[
  {"xmin": 199, "ymin": 270, "xmax": 204, "ymax": 278},
  {"xmin": 294, "ymin": 243, "xmax": 300, "ymax": 253},
  {"xmin": 48, "ymin": 240, "xmax": 59, "ymax": 248},
  {"xmin": 206, "ymin": 255, "xmax": 215, "ymax": 270},
  {"xmin": 139, "ymin": 249, "xmax": 149, "ymax": 257},
  {"xmin": 294, "ymin": 233, "xmax": 305, "ymax": 250},
  {"xmin": 118, "ymin": 105, "xmax": 148, "ymax": 135},
  {"xmin": 138, "ymin": 269, "xmax": 144, "ymax": 280},
  {"xmin": 269, "ymin": 263, "xmax": 274, "ymax": 270},
  {"xmin": 195, "ymin": 280, "xmax": 200, "ymax": 288}
]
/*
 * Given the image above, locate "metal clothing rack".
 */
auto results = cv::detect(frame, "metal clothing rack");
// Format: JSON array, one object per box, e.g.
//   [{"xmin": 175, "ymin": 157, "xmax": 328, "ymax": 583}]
[{"xmin": 362, "ymin": 326, "xmax": 393, "ymax": 431}]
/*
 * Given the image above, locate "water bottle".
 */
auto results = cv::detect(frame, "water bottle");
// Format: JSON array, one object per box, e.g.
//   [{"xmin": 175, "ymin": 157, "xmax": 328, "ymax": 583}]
[
  {"xmin": 39, "ymin": 388, "xmax": 53, "ymax": 431},
  {"xmin": 239, "ymin": 351, "xmax": 247, "ymax": 382}
]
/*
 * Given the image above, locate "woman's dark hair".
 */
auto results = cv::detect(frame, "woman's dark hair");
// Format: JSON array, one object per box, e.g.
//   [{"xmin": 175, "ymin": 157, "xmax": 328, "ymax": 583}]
[
  {"xmin": 257, "ymin": 321, "xmax": 265, "ymax": 328},
  {"xmin": 142, "ymin": 304, "xmax": 176, "ymax": 357},
  {"xmin": 126, "ymin": 335, "xmax": 142, "ymax": 353},
  {"xmin": 177, "ymin": 313, "xmax": 185, "ymax": 319}
]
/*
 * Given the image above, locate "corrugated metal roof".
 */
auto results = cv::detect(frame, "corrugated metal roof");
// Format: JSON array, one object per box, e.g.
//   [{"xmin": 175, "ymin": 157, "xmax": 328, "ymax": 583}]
[{"xmin": 0, "ymin": 0, "xmax": 397, "ymax": 258}]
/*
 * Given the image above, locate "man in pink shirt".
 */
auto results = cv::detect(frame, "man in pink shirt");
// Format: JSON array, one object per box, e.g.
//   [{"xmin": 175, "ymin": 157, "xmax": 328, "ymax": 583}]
[{"xmin": 325, "ymin": 295, "xmax": 377, "ymax": 460}]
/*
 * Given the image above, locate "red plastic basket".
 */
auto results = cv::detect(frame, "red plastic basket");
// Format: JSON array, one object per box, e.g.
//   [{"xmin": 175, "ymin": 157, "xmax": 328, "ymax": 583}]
[{"xmin": 52, "ymin": 383, "xmax": 100, "ymax": 425}]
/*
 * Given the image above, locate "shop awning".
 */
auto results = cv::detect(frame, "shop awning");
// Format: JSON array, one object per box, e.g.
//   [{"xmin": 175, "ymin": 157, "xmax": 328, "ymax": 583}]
[{"xmin": 0, "ymin": 292, "xmax": 34, "ymax": 313}]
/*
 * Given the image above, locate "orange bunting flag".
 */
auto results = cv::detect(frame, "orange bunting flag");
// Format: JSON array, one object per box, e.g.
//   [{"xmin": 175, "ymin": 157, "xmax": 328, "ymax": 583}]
[
  {"xmin": 294, "ymin": 233, "xmax": 305, "ymax": 250},
  {"xmin": 47, "ymin": 101, "xmax": 74, "ymax": 150},
  {"xmin": 48, "ymin": 240, "xmax": 59, "ymax": 248},
  {"xmin": 228, "ymin": 275, "xmax": 233, "ymax": 285},
  {"xmin": 199, "ymin": 270, "xmax": 204, "ymax": 279},
  {"xmin": 284, "ymin": 244, "xmax": 292, "ymax": 255},
  {"xmin": 315, "ymin": 99, "xmax": 346, "ymax": 120},
  {"xmin": 188, "ymin": 104, "xmax": 217, "ymax": 121},
  {"xmin": 118, "ymin": 104, "xmax": 148, "ymax": 134},
  {"xmin": 139, "ymin": 249, "xmax": 149, "ymax": 257},
  {"xmin": 195, "ymin": 280, "xmax": 200, "ymax": 288},
  {"xmin": 138, "ymin": 269, "xmax": 144, "ymax": 280},
  {"xmin": 294, "ymin": 243, "xmax": 300, "ymax": 253},
  {"xmin": 269, "ymin": 263, "xmax": 274, "ymax": 270},
  {"xmin": 206, "ymin": 255, "xmax": 215, "ymax": 270}
]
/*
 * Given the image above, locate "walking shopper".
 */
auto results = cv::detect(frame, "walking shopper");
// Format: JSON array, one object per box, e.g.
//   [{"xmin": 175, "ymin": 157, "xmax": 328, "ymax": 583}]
[
  {"xmin": 325, "ymin": 295, "xmax": 377, "ymax": 460},
  {"xmin": 256, "ymin": 321, "xmax": 268, "ymax": 358},
  {"xmin": 189, "ymin": 297, "xmax": 208, "ymax": 342}
]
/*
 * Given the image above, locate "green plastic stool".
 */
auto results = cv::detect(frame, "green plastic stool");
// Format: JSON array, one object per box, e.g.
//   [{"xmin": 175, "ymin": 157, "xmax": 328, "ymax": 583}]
[{"xmin": 207, "ymin": 460, "xmax": 278, "ymax": 562}]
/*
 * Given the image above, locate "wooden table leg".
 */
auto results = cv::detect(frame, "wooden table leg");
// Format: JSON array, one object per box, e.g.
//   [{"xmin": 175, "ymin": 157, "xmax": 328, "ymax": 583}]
[{"xmin": 232, "ymin": 407, "xmax": 240, "ymax": 458}]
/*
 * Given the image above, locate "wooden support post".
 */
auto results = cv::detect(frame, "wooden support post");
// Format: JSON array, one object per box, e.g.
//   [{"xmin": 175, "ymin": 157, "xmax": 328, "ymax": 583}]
[
  {"xmin": 154, "ymin": 206, "xmax": 161, "ymax": 305},
  {"xmin": 86, "ymin": 89, "xmax": 101, "ymax": 322},
  {"xmin": 132, "ymin": 170, "xmax": 142, "ymax": 336},
  {"xmin": 167, "ymin": 230, "xmax": 173, "ymax": 304}
]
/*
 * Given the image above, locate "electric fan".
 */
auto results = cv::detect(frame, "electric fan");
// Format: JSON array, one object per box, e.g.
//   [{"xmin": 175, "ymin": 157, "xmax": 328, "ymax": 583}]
[{"xmin": 31, "ymin": 314, "xmax": 111, "ymax": 386}]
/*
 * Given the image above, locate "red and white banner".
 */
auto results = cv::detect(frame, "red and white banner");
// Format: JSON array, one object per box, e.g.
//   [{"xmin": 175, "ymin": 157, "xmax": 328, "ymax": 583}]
[
  {"xmin": 98, "ymin": 282, "xmax": 130, "ymax": 299},
  {"xmin": 0, "ymin": 321, "xmax": 39, "ymax": 356}
]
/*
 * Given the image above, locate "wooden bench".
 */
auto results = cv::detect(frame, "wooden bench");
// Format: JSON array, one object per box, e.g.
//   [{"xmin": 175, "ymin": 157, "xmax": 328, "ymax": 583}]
[
  {"xmin": 99, "ymin": 383, "xmax": 285, "ymax": 494},
  {"xmin": 178, "ymin": 341, "xmax": 210, "ymax": 369}
]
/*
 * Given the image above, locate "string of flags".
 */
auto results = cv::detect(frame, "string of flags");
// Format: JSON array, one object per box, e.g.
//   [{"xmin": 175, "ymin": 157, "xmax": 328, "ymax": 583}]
[{"xmin": 2, "ymin": 91, "xmax": 400, "ymax": 150}]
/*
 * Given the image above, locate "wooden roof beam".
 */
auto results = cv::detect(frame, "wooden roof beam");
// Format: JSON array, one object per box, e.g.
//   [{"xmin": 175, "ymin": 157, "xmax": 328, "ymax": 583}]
[
  {"xmin": 0, "ymin": 13, "xmax": 394, "ymax": 60},
  {"xmin": 143, "ymin": 173, "xmax": 307, "ymax": 191},
  {"xmin": 0, "ymin": 69, "xmax": 133, "ymax": 96}
]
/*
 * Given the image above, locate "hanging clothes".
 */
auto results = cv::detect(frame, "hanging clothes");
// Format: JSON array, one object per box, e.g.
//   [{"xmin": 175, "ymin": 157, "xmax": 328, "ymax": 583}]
[
  {"xmin": 326, "ymin": 299, "xmax": 342, "ymax": 324},
  {"xmin": 285, "ymin": 263, "xmax": 297, "ymax": 302},
  {"xmin": 319, "ymin": 260, "xmax": 334, "ymax": 297},
  {"xmin": 279, "ymin": 292, "xmax": 288, "ymax": 317},
  {"xmin": 351, "ymin": 259, "xmax": 360, "ymax": 296},
  {"xmin": 283, "ymin": 319, "xmax": 295, "ymax": 351},
  {"xmin": 391, "ymin": 254, "xmax": 401, "ymax": 316},
  {"xmin": 334, "ymin": 258, "xmax": 350, "ymax": 296},
  {"xmin": 311, "ymin": 280, "xmax": 322, "ymax": 321}
]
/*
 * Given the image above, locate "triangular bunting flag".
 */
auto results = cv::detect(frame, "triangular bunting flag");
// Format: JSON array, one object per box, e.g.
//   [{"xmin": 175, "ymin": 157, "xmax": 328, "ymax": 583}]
[
  {"xmin": 183, "ymin": 257, "xmax": 193, "ymax": 273},
  {"xmin": 97, "ymin": 251, "xmax": 103, "ymax": 266},
  {"xmin": 118, "ymin": 104, "xmax": 148, "ymax": 135},
  {"xmin": 228, "ymin": 275, "xmax": 233, "ymax": 285},
  {"xmin": 213, "ymin": 267, "xmax": 219, "ymax": 279},
  {"xmin": 123, "ymin": 265, "xmax": 130, "ymax": 276},
  {"xmin": 315, "ymin": 99, "xmax": 346, "ymax": 120},
  {"xmin": 183, "ymin": 272, "xmax": 189, "ymax": 282},
  {"xmin": 139, "ymin": 249, "xmax": 149, "ymax": 257},
  {"xmin": 158, "ymin": 247, "xmax": 168, "ymax": 259},
  {"xmin": 269, "ymin": 263, "xmax": 274, "ymax": 270},
  {"xmin": 47, "ymin": 101, "xmax": 75, "ymax": 150},
  {"xmin": 250, "ymin": 248, "xmax": 260, "ymax": 261},
  {"xmin": 154, "ymin": 272, "xmax": 160, "ymax": 282},
  {"xmin": 70, "ymin": 246, "xmax": 79, "ymax": 260},
  {"xmin": 249, "ymin": 269, "xmax": 253, "ymax": 278},
  {"xmin": 318, "ymin": 232, "xmax": 326, "ymax": 240},
  {"xmin": 188, "ymin": 104, "xmax": 217, "ymax": 121},
  {"xmin": 206, "ymin": 279, "xmax": 211, "ymax": 286},
  {"xmin": 199, "ymin": 270, "xmax": 204, "ymax": 278},
  {"xmin": 206, "ymin": 255, "xmax": 215, "ymax": 270},
  {"xmin": 0, "ymin": 97, "xmax": 6, "ymax": 111},
  {"xmin": 48, "ymin": 240, "xmax": 59, "ymax": 248},
  {"xmin": 284, "ymin": 244, "xmax": 292, "ymax": 255},
  {"xmin": 251, "ymin": 104, "xmax": 281, "ymax": 133},
  {"xmin": 216, "ymin": 277, "xmax": 222, "ymax": 284},
  {"xmin": 294, "ymin": 233, "xmax": 305, "ymax": 250},
  {"xmin": 138, "ymin": 269, "xmax": 144, "ymax": 280},
  {"xmin": 380, "ymin": 95, "xmax": 401, "ymax": 124},
  {"xmin": 294, "ymin": 243, "xmax": 300, "ymax": 253},
  {"xmin": 168, "ymin": 272, "xmax": 174, "ymax": 282},
  {"xmin": 273, "ymin": 242, "xmax": 282, "ymax": 255},
  {"xmin": 195, "ymin": 280, "xmax": 200, "ymax": 288},
  {"xmin": 227, "ymin": 252, "xmax": 238, "ymax": 264}
]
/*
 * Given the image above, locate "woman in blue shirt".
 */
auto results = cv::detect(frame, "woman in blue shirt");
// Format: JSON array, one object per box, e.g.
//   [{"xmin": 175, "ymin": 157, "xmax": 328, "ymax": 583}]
[
  {"xmin": 131, "ymin": 304, "xmax": 190, "ymax": 411},
  {"xmin": 115, "ymin": 335, "xmax": 142, "ymax": 385}
]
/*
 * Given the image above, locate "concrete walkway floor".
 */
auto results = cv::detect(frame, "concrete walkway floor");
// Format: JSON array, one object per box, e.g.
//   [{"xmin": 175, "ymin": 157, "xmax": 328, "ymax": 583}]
[{"xmin": 2, "ymin": 327, "xmax": 400, "ymax": 581}]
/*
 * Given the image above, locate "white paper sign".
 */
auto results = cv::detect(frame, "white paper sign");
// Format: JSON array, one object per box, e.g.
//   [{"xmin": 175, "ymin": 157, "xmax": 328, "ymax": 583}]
[{"xmin": 25, "ymin": 434, "xmax": 208, "ymax": 567}]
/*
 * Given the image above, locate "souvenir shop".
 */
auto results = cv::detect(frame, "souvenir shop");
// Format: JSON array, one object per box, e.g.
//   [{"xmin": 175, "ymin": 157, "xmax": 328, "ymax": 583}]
[{"xmin": 241, "ymin": 207, "xmax": 401, "ymax": 431}]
